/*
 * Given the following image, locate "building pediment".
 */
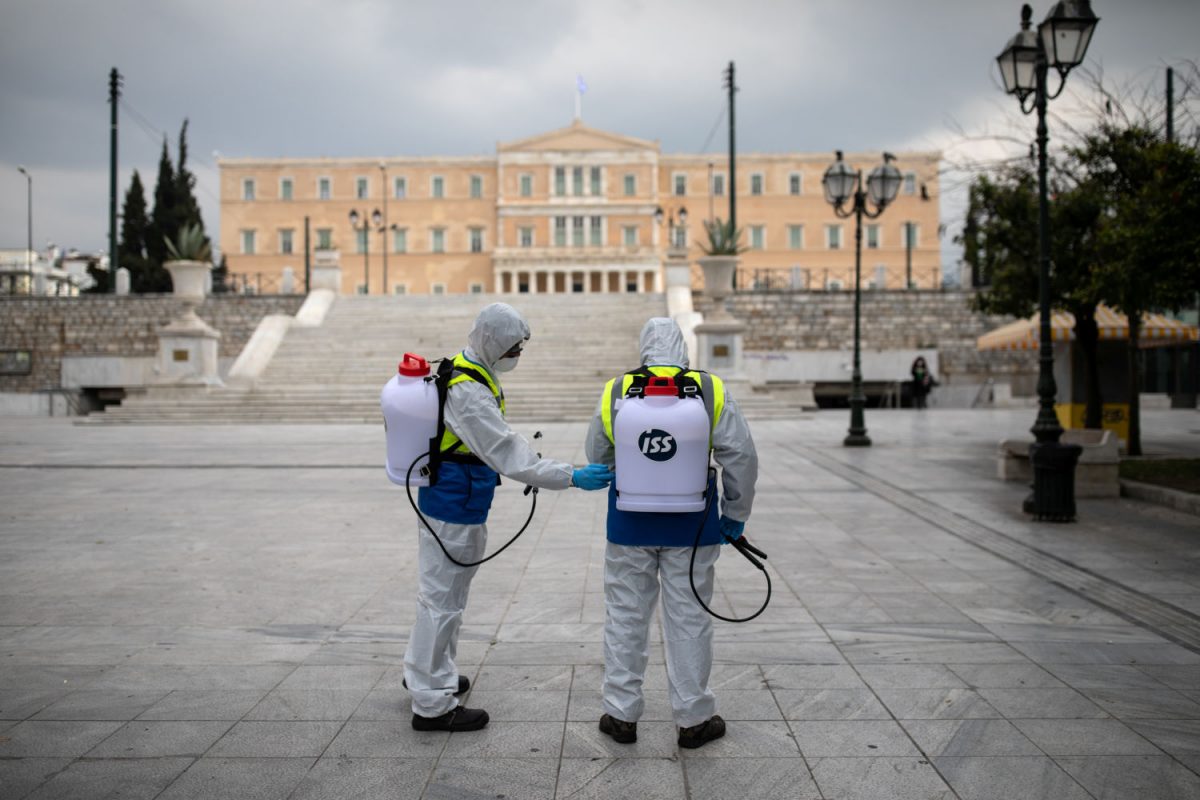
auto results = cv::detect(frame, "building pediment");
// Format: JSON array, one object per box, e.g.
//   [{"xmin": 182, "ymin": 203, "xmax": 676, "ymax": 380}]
[{"xmin": 498, "ymin": 120, "xmax": 659, "ymax": 154}]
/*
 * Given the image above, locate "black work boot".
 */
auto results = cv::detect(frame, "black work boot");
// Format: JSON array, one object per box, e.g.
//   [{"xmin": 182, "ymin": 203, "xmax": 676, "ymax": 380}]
[
  {"xmin": 411, "ymin": 705, "xmax": 489, "ymax": 732},
  {"xmin": 599, "ymin": 713, "xmax": 638, "ymax": 743},
  {"xmin": 403, "ymin": 675, "xmax": 470, "ymax": 696},
  {"xmin": 677, "ymin": 715, "xmax": 725, "ymax": 749}
]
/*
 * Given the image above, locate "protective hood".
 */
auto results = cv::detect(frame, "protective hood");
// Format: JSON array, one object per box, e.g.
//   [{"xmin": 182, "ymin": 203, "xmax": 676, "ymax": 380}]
[
  {"xmin": 639, "ymin": 317, "xmax": 689, "ymax": 369},
  {"xmin": 465, "ymin": 302, "xmax": 531, "ymax": 372}
]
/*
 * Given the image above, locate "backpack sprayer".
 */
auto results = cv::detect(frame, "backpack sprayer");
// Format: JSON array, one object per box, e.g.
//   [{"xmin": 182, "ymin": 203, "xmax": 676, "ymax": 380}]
[
  {"xmin": 382, "ymin": 353, "xmax": 539, "ymax": 568},
  {"xmin": 612, "ymin": 374, "xmax": 771, "ymax": 623}
]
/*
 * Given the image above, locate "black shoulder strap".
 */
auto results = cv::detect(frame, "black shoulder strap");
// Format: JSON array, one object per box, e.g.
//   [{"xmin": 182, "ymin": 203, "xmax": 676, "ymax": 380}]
[{"xmin": 423, "ymin": 359, "xmax": 457, "ymax": 486}]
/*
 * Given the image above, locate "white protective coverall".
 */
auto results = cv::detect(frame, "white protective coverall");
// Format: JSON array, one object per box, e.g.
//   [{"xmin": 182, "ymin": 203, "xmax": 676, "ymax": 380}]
[
  {"xmin": 585, "ymin": 317, "xmax": 758, "ymax": 728},
  {"xmin": 404, "ymin": 303, "xmax": 574, "ymax": 718}
]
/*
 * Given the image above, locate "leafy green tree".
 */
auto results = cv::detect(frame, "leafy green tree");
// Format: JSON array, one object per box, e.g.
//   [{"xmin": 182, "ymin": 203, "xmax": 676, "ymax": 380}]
[
  {"xmin": 143, "ymin": 139, "xmax": 177, "ymax": 291},
  {"xmin": 1074, "ymin": 125, "xmax": 1200, "ymax": 454},
  {"xmin": 118, "ymin": 170, "xmax": 153, "ymax": 292}
]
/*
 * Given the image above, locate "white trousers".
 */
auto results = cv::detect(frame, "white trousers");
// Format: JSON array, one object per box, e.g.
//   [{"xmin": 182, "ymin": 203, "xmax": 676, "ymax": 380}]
[
  {"xmin": 602, "ymin": 542, "xmax": 720, "ymax": 729},
  {"xmin": 403, "ymin": 519, "xmax": 486, "ymax": 717}
]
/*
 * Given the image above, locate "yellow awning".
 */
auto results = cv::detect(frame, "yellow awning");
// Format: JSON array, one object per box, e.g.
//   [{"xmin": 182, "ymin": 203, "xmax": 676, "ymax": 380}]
[{"xmin": 977, "ymin": 305, "xmax": 1199, "ymax": 351}]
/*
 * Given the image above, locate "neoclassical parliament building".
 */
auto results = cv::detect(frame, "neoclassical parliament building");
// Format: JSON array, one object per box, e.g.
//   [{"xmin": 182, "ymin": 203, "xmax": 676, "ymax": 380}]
[{"xmin": 218, "ymin": 121, "xmax": 941, "ymax": 295}]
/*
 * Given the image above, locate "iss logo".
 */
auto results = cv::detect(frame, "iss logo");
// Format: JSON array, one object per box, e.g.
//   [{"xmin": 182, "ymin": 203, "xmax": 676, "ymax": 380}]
[{"xmin": 638, "ymin": 429, "xmax": 676, "ymax": 461}]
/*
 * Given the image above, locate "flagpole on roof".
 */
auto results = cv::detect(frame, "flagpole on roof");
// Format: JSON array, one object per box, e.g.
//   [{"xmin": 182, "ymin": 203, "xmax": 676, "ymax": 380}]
[{"xmin": 575, "ymin": 74, "xmax": 586, "ymax": 121}]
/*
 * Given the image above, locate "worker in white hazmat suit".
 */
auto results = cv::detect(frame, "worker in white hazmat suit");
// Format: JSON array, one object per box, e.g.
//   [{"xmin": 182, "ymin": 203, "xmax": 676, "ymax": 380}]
[
  {"xmin": 585, "ymin": 317, "xmax": 758, "ymax": 748},
  {"xmin": 405, "ymin": 302, "xmax": 613, "ymax": 732}
]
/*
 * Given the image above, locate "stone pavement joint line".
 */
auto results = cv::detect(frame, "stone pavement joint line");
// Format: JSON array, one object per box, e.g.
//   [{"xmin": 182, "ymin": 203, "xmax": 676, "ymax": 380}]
[{"xmin": 791, "ymin": 442, "xmax": 1200, "ymax": 653}]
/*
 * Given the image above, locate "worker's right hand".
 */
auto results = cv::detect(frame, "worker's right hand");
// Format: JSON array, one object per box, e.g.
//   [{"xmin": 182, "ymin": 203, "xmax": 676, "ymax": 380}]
[{"xmin": 572, "ymin": 464, "xmax": 614, "ymax": 491}]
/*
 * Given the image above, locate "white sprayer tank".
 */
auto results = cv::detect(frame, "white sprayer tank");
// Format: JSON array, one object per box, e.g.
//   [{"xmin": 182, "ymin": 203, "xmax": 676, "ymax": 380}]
[
  {"xmin": 613, "ymin": 377, "xmax": 710, "ymax": 512},
  {"xmin": 381, "ymin": 353, "xmax": 439, "ymax": 487}
]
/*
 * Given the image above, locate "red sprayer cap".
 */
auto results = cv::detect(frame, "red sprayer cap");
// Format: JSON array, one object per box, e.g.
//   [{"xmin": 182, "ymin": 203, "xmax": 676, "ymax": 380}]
[
  {"xmin": 644, "ymin": 377, "xmax": 677, "ymax": 397},
  {"xmin": 398, "ymin": 353, "xmax": 430, "ymax": 377}
]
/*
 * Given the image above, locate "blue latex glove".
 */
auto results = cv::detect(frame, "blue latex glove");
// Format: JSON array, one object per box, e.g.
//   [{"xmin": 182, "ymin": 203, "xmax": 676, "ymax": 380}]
[
  {"xmin": 719, "ymin": 516, "xmax": 745, "ymax": 542},
  {"xmin": 572, "ymin": 464, "xmax": 614, "ymax": 491}
]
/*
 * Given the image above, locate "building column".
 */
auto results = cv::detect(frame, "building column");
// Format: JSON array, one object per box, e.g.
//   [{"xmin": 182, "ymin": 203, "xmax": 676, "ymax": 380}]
[
  {"xmin": 653, "ymin": 268, "xmax": 663, "ymax": 293},
  {"xmin": 635, "ymin": 270, "xmax": 644, "ymax": 293},
  {"xmin": 582, "ymin": 270, "xmax": 591, "ymax": 293},
  {"xmin": 528, "ymin": 271, "xmax": 538, "ymax": 294}
]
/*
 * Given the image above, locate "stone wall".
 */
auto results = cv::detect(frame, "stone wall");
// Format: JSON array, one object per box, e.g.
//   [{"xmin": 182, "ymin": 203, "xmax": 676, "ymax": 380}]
[
  {"xmin": 696, "ymin": 289, "xmax": 1036, "ymax": 386},
  {"xmin": 0, "ymin": 295, "xmax": 305, "ymax": 393}
]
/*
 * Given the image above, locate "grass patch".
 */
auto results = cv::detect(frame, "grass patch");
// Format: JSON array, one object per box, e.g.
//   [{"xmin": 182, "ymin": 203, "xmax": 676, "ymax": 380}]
[{"xmin": 1119, "ymin": 458, "xmax": 1200, "ymax": 495}]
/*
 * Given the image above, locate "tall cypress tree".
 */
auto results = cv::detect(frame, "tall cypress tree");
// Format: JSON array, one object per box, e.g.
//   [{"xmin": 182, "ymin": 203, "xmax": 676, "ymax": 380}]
[
  {"xmin": 119, "ymin": 170, "xmax": 152, "ymax": 292},
  {"xmin": 174, "ymin": 119, "xmax": 204, "ymax": 234},
  {"xmin": 144, "ymin": 138, "xmax": 177, "ymax": 291}
]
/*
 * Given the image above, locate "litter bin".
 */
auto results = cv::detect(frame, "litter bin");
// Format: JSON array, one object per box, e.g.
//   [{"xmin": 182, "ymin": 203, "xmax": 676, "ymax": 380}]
[{"xmin": 1024, "ymin": 441, "xmax": 1083, "ymax": 522}]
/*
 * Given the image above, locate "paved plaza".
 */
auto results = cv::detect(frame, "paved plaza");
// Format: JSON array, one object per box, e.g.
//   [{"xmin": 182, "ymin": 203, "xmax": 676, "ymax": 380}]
[{"xmin": 1, "ymin": 409, "xmax": 1199, "ymax": 799}]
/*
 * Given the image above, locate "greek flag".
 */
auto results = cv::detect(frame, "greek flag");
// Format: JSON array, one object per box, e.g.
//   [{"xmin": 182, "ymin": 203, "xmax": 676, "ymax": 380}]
[{"xmin": 576, "ymin": 75, "xmax": 587, "ymax": 94}]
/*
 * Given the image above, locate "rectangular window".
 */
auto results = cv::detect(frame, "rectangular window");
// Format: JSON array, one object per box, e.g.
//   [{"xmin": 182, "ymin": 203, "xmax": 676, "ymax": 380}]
[
  {"xmin": 572, "ymin": 167, "xmax": 584, "ymax": 196},
  {"xmin": 750, "ymin": 225, "xmax": 765, "ymax": 250},
  {"xmin": 356, "ymin": 177, "xmax": 369, "ymax": 199},
  {"xmin": 590, "ymin": 166, "xmax": 602, "ymax": 196},
  {"xmin": 519, "ymin": 226, "xmax": 534, "ymax": 247},
  {"xmin": 318, "ymin": 177, "xmax": 331, "ymax": 200},
  {"xmin": 520, "ymin": 173, "xmax": 532, "ymax": 197},
  {"xmin": 240, "ymin": 229, "xmax": 256, "ymax": 254},
  {"xmin": 555, "ymin": 167, "xmax": 566, "ymax": 196},
  {"xmin": 394, "ymin": 176, "xmax": 406, "ymax": 199},
  {"xmin": 673, "ymin": 226, "xmax": 687, "ymax": 248},
  {"xmin": 674, "ymin": 173, "xmax": 687, "ymax": 196},
  {"xmin": 469, "ymin": 227, "xmax": 484, "ymax": 253},
  {"xmin": 356, "ymin": 228, "xmax": 367, "ymax": 254},
  {"xmin": 623, "ymin": 225, "xmax": 638, "ymax": 247},
  {"xmin": 712, "ymin": 173, "xmax": 725, "ymax": 196},
  {"xmin": 431, "ymin": 228, "xmax": 445, "ymax": 253},
  {"xmin": 469, "ymin": 282, "xmax": 484, "ymax": 294},
  {"xmin": 431, "ymin": 176, "xmax": 444, "ymax": 199},
  {"xmin": 904, "ymin": 173, "xmax": 917, "ymax": 195},
  {"xmin": 431, "ymin": 283, "xmax": 446, "ymax": 295},
  {"xmin": 280, "ymin": 178, "xmax": 293, "ymax": 201},
  {"xmin": 750, "ymin": 173, "xmax": 764, "ymax": 196},
  {"xmin": 316, "ymin": 228, "xmax": 332, "ymax": 249},
  {"xmin": 589, "ymin": 216, "xmax": 602, "ymax": 247},
  {"xmin": 788, "ymin": 224, "xmax": 804, "ymax": 250},
  {"xmin": 572, "ymin": 215, "xmax": 585, "ymax": 247},
  {"xmin": 623, "ymin": 173, "xmax": 636, "ymax": 196},
  {"xmin": 242, "ymin": 179, "xmax": 255, "ymax": 201},
  {"xmin": 789, "ymin": 173, "xmax": 802, "ymax": 195},
  {"xmin": 470, "ymin": 175, "xmax": 483, "ymax": 199},
  {"xmin": 393, "ymin": 228, "xmax": 407, "ymax": 253},
  {"xmin": 866, "ymin": 224, "xmax": 880, "ymax": 249},
  {"xmin": 554, "ymin": 217, "xmax": 567, "ymax": 247},
  {"xmin": 393, "ymin": 284, "xmax": 408, "ymax": 295},
  {"xmin": 279, "ymin": 229, "xmax": 294, "ymax": 255},
  {"xmin": 827, "ymin": 224, "xmax": 842, "ymax": 250}
]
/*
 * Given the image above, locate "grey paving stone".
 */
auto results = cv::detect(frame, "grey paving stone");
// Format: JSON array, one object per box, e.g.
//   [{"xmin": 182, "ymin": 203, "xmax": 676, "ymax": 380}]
[
  {"xmin": 1137, "ymin": 664, "xmax": 1200, "ymax": 691},
  {"xmin": 23, "ymin": 757, "xmax": 193, "ymax": 800},
  {"xmin": 439, "ymin": 720, "xmax": 563, "ymax": 758},
  {"xmin": 773, "ymin": 689, "xmax": 890, "ymax": 720},
  {"xmin": 134, "ymin": 690, "xmax": 267, "ymax": 721},
  {"xmin": 1055, "ymin": 754, "xmax": 1200, "ymax": 799},
  {"xmin": 875, "ymin": 688, "xmax": 1000, "ymax": 719},
  {"xmin": 85, "ymin": 720, "xmax": 233, "ymax": 758},
  {"xmin": 0, "ymin": 689, "xmax": 69, "ymax": 720},
  {"xmin": 1012, "ymin": 718, "xmax": 1165, "ymax": 755},
  {"xmin": 761, "ymin": 664, "xmax": 866, "ymax": 690},
  {"xmin": 326, "ymin": 720, "xmax": 449, "ymax": 758},
  {"xmin": 1127, "ymin": 718, "xmax": 1200, "ymax": 766},
  {"xmin": 902, "ymin": 719, "xmax": 1043, "ymax": 756},
  {"xmin": 0, "ymin": 757, "xmax": 71, "ymax": 800},
  {"xmin": 287, "ymin": 757, "xmax": 435, "ymax": 800},
  {"xmin": 561, "ymin": 720, "xmax": 679, "ymax": 758},
  {"xmin": 976, "ymin": 688, "xmax": 1107, "ymax": 719},
  {"xmin": 86, "ymin": 664, "xmax": 294, "ymax": 691},
  {"xmin": 244, "ymin": 689, "xmax": 371, "ymax": 720},
  {"xmin": 1079, "ymin": 687, "xmax": 1200, "ymax": 719},
  {"xmin": 682, "ymin": 758, "xmax": 822, "ymax": 799},
  {"xmin": 934, "ymin": 755, "xmax": 1093, "ymax": 800},
  {"xmin": 568, "ymin": 688, "xmax": 673, "ymax": 721},
  {"xmin": 825, "ymin": 622, "xmax": 995, "ymax": 644},
  {"xmin": 0, "ymin": 665, "xmax": 109, "ymax": 691},
  {"xmin": 840, "ymin": 642, "xmax": 1028, "ymax": 665},
  {"xmin": 947, "ymin": 663, "xmax": 1065, "ymax": 689},
  {"xmin": 715, "ymin": 642, "xmax": 845, "ymax": 664},
  {"xmin": 459, "ymin": 689, "xmax": 568, "ymax": 721},
  {"xmin": 471, "ymin": 665, "xmax": 574, "ymax": 691},
  {"xmin": 32, "ymin": 690, "xmax": 168, "ymax": 720},
  {"xmin": 156, "ymin": 757, "xmax": 315, "ymax": 800},
  {"xmin": 573, "ymin": 663, "xmax": 671, "ymax": 692},
  {"xmin": 0, "ymin": 720, "xmax": 123, "ymax": 756},
  {"xmin": 300, "ymin": 643, "xmax": 408, "ymax": 666},
  {"xmin": 789, "ymin": 720, "xmax": 919, "ymax": 757},
  {"xmin": 1010, "ymin": 641, "xmax": 1200, "ymax": 666},
  {"xmin": 808, "ymin": 756, "xmax": 955, "ymax": 800},
  {"xmin": 349, "ymin": 687, "xmax": 413, "ymax": 721},
  {"xmin": 856, "ymin": 664, "xmax": 968, "ymax": 689},
  {"xmin": 556, "ymin": 757, "xmax": 686, "ymax": 799},
  {"xmin": 424, "ymin": 758, "xmax": 557, "ymax": 800},
  {"xmin": 207, "ymin": 720, "xmax": 343, "ymax": 758},
  {"xmin": 276, "ymin": 665, "xmax": 387, "ymax": 691}
]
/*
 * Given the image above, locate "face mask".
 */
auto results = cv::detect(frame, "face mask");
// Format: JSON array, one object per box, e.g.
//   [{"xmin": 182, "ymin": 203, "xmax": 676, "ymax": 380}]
[{"xmin": 494, "ymin": 356, "xmax": 519, "ymax": 373}]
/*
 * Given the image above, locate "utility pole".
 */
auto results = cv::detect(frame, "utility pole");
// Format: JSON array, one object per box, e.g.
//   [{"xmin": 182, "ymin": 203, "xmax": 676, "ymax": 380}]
[
  {"xmin": 724, "ymin": 61, "xmax": 737, "ymax": 288},
  {"xmin": 108, "ymin": 68, "xmax": 122, "ymax": 293},
  {"xmin": 304, "ymin": 216, "xmax": 311, "ymax": 294},
  {"xmin": 905, "ymin": 222, "xmax": 913, "ymax": 289},
  {"xmin": 1166, "ymin": 66, "xmax": 1175, "ymax": 144}
]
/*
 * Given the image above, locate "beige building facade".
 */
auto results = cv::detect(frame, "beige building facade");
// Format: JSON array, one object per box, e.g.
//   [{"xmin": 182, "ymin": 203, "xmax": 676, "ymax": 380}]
[{"xmin": 218, "ymin": 121, "xmax": 941, "ymax": 295}]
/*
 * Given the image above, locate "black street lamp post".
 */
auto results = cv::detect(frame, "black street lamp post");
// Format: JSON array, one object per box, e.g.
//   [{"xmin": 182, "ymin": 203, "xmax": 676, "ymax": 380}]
[
  {"xmin": 17, "ymin": 166, "xmax": 32, "ymax": 274},
  {"xmin": 822, "ymin": 151, "xmax": 902, "ymax": 447},
  {"xmin": 349, "ymin": 208, "xmax": 381, "ymax": 295},
  {"xmin": 997, "ymin": 1, "xmax": 1098, "ymax": 520}
]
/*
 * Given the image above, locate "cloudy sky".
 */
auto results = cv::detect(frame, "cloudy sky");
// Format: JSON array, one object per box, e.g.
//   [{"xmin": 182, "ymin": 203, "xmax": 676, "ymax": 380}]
[{"xmin": 1, "ymin": 0, "xmax": 1197, "ymax": 276}]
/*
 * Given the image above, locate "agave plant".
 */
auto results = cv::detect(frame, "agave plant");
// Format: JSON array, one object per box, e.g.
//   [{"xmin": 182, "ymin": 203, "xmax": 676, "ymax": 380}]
[
  {"xmin": 164, "ymin": 223, "xmax": 212, "ymax": 262},
  {"xmin": 699, "ymin": 217, "xmax": 747, "ymax": 256}
]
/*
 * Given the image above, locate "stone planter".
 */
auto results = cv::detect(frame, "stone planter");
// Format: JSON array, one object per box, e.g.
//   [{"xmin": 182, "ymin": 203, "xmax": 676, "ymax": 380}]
[
  {"xmin": 312, "ymin": 249, "xmax": 342, "ymax": 293},
  {"xmin": 164, "ymin": 259, "xmax": 212, "ymax": 301},
  {"xmin": 697, "ymin": 255, "xmax": 738, "ymax": 321}
]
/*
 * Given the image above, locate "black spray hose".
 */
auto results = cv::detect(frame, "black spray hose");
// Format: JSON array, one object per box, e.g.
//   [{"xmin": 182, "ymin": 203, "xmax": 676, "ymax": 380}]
[
  {"xmin": 405, "ymin": 451, "xmax": 538, "ymax": 568},
  {"xmin": 689, "ymin": 467, "xmax": 772, "ymax": 623}
]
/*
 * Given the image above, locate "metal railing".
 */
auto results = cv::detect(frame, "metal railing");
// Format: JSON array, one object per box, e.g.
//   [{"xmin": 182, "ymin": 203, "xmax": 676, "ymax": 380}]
[
  {"xmin": 218, "ymin": 272, "xmax": 286, "ymax": 295},
  {"xmin": 733, "ymin": 266, "xmax": 946, "ymax": 293}
]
